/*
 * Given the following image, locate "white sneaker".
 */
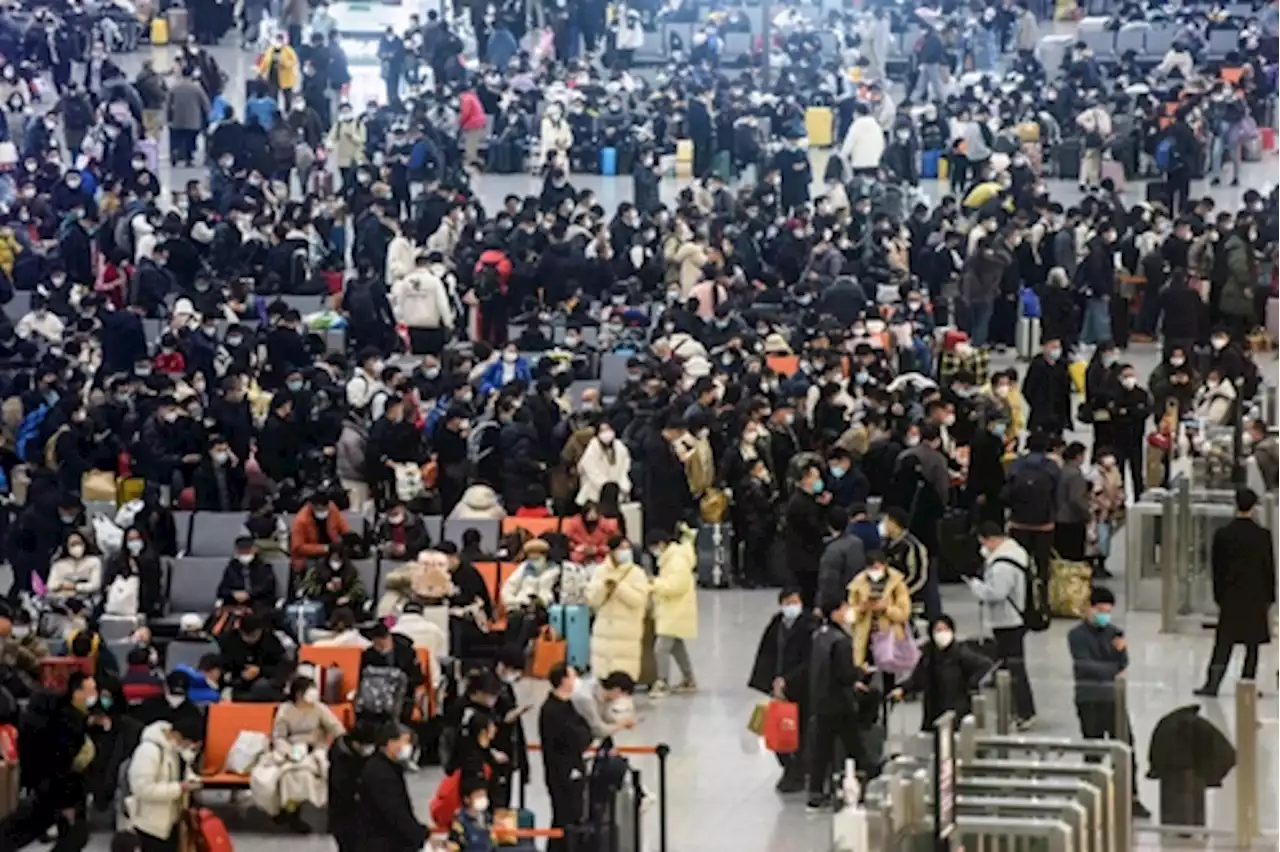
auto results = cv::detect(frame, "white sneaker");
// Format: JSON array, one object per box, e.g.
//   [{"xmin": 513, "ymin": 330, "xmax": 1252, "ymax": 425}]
[{"xmin": 649, "ymin": 680, "xmax": 669, "ymax": 699}]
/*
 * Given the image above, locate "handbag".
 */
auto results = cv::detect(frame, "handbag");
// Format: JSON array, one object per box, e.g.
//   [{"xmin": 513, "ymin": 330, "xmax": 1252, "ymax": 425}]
[
  {"xmin": 224, "ymin": 730, "xmax": 270, "ymax": 775},
  {"xmin": 82, "ymin": 470, "xmax": 117, "ymax": 502},
  {"xmin": 529, "ymin": 625, "xmax": 567, "ymax": 679},
  {"xmin": 763, "ymin": 700, "xmax": 800, "ymax": 754},
  {"xmin": 870, "ymin": 628, "xmax": 922, "ymax": 675},
  {"xmin": 394, "ymin": 462, "xmax": 426, "ymax": 502},
  {"xmin": 104, "ymin": 575, "xmax": 140, "ymax": 616},
  {"xmin": 746, "ymin": 701, "xmax": 768, "ymax": 737}
]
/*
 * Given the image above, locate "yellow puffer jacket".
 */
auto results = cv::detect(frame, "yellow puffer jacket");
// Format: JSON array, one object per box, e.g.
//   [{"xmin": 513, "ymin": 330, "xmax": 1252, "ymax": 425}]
[
  {"xmin": 0, "ymin": 228, "xmax": 21, "ymax": 277},
  {"xmin": 586, "ymin": 557, "xmax": 651, "ymax": 679},
  {"xmin": 651, "ymin": 529, "xmax": 698, "ymax": 640}
]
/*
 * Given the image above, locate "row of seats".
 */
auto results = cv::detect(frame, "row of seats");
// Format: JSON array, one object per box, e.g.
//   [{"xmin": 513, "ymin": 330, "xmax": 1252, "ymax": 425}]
[
  {"xmin": 197, "ymin": 644, "xmax": 436, "ymax": 789},
  {"xmin": 1075, "ymin": 18, "xmax": 1240, "ymax": 63}
]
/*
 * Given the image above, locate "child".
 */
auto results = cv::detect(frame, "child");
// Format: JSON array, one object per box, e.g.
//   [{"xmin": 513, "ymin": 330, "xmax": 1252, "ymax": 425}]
[
  {"xmin": 446, "ymin": 778, "xmax": 493, "ymax": 851},
  {"xmin": 1089, "ymin": 448, "xmax": 1125, "ymax": 578}
]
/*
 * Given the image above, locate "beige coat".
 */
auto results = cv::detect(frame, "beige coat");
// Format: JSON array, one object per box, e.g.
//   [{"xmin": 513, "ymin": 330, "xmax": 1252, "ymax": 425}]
[
  {"xmin": 250, "ymin": 700, "xmax": 342, "ymax": 816},
  {"xmin": 674, "ymin": 241, "xmax": 709, "ymax": 297},
  {"xmin": 651, "ymin": 536, "xmax": 697, "ymax": 639},
  {"xmin": 586, "ymin": 558, "xmax": 651, "ymax": 678},
  {"xmin": 846, "ymin": 568, "xmax": 912, "ymax": 667},
  {"xmin": 325, "ymin": 119, "xmax": 366, "ymax": 169},
  {"xmin": 539, "ymin": 116, "xmax": 573, "ymax": 171}
]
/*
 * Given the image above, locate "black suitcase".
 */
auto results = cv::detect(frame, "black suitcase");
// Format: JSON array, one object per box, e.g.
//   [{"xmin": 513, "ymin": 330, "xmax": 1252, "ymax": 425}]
[
  {"xmin": 1056, "ymin": 138, "xmax": 1081, "ymax": 180},
  {"xmin": 1146, "ymin": 181, "xmax": 1172, "ymax": 209},
  {"xmin": 935, "ymin": 507, "xmax": 981, "ymax": 582}
]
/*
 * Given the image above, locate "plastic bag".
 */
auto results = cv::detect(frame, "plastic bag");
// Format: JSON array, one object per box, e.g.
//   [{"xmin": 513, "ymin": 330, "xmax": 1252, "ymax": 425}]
[
  {"xmin": 105, "ymin": 575, "xmax": 140, "ymax": 616},
  {"xmin": 225, "ymin": 730, "xmax": 270, "ymax": 775}
]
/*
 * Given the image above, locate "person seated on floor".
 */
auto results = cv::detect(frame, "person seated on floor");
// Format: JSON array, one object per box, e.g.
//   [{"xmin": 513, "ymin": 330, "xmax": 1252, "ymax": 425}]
[
  {"xmin": 373, "ymin": 500, "xmax": 433, "ymax": 563},
  {"xmin": 250, "ymin": 673, "xmax": 345, "ymax": 833},
  {"xmin": 299, "ymin": 545, "xmax": 367, "ymax": 620},
  {"xmin": 219, "ymin": 613, "xmax": 291, "ymax": 701},
  {"xmin": 120, "ymin": 646, "xmax": 165, "ymax": 706},
  {"xmin": 360, "ymin": 623, "xmax": 425, "ymax": 724},
  {"xmin": 45, "ymin": 529, "xmax": 104, "ymax": 607},
  {"xmin": 214, "ymin": 536, "xmax": 279, "ymax": 629},
  {"xmin": 311, "ymin": 607, "xmax": 373, "ymax": 648}
]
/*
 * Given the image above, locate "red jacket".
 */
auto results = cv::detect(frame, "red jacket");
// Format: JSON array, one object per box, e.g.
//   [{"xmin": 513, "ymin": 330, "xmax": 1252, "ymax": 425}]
[
  {"xmin": 154, "ymin": 351, "xmax": 186, "ymax": 375},
  {"xmin": 474, "ymin": 249, "xmax": 512, "ymax": 294},
  {"xmin": 429, "ymin": 765, "xmax": 492, "ymax": 830},
  {"xmin": 459, "ymin": 91, "xmax": 486, "ymax": 131}
]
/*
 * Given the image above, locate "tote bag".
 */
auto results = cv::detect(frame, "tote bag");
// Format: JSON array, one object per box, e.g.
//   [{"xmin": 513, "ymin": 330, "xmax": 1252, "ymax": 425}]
[{"xmin": 870, "ymin": 629, "xmax": 921, "ymax": 676}]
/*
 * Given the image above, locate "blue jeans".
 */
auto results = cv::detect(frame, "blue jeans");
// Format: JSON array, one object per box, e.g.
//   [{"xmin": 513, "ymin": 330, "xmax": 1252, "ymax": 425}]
[
  {"xmin": 969, "ymin": 300, "xmax": 994, "ymax": 347},
  {"xmin": 1080, "ymin": 297, "xmax": 1112, "ymax": 345}
]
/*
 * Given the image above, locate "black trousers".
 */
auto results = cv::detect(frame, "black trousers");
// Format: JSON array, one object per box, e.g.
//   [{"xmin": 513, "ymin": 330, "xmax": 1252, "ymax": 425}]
[
  {"xmin": 1054, "ymin": 522, "xmax": 1087, "ymax": 561},
  {"xmin": 1202, "ymin": 632, "xmax": 1260, "ymax": 692},
  {"xmin": 993, "ymin": 627, "xmax": 1036, "ymax": 721},
  {"xmin": 0, "ymin": 797, "xmax": 88, "ymax": 852},
  {"xmin": 1009, "ymin": 527, "xmax": 1052, "ymax": 598},
  {"xmin": 407, "ymin": 327, "xmax": 447, "ymax": 356},
  {"xmin": 546, "ymin": 775, "xmax": 585, "ymax": 852},
  {"xmin": 1169, "ymin": 169, "xmax": 1192, "ymax": 215},
  {"xmin": 136, "ymin": 831, "xmax": 179, "ymax": 852},
  {"xmin": 807, "ymin": 713, "xmax": 868, "ymax": 797},
  {"xmin": 1076, "ymin": 700, "xmax": 1139, "ymax": 797}
]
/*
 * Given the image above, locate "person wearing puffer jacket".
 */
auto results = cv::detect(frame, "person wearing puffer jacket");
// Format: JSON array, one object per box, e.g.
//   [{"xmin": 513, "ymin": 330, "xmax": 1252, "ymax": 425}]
[
  {"xmin": 390, "ymin": 254, "xmax": 454, "ymax": 356},
  {"xmin": 384, "ymin": 220, "xmax": 416, "ymax": 286},
  {"xmin": 539, "ymin": 102, "xmax": 573, "ymax": 173},
  {"xmin": 586, "ymin": 536, "xmax": 652, "ymax": 679},
  {"xmin": 576, "ymin": 425, "xmax": 632, "ymax": 505},
  {"xmin": 840, "ymin": 103, "xmax": 885, "ymax": 176},
  {"xmin": 1194, "ymin": 369, "xmax": 1238, "ymax": 426},
  {"xmin": 447, "ymin": 484, "xmax": 507, "ymax": 522},
  {"xmin": 500, "ymin": 537, "xmax": 557, "ymax": 611},
  {"xmin": 45, "ymin": 530, "xmax": 103, "ymax": 605},
  {"xmin": 125, "ymin": 717, "xmax": 206, "ymax": 847},
  {"xmin": 647, "ymin": 527, "xmax": 698, "ymax": 698}
]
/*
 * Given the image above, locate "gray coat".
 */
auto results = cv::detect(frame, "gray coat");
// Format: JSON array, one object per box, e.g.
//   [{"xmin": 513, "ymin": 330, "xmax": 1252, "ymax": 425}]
[
  {"xmin": 168, "ymin": 80, "xmax": 210, "ymax": 132},
  {"xmin": 968, "ymin": 538, "xmax": 1029, "ymax": 630},
  {"xmin": 336, "ymin": 420, "xmax": 367, "ymax": 483},
  {"xmin": 816, "ymin": 534, "xmax": 867, "ymax": 612},
  {"xmin": 1055, "ymin": 463, "xmax": 1091, "ymax": 524}
]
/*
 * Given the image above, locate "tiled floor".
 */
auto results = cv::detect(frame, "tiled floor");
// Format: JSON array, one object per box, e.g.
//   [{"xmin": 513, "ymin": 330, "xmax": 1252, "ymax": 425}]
[{"xmin": 39, "ymin": 33, "xmax": 1280, "ymax": 852}]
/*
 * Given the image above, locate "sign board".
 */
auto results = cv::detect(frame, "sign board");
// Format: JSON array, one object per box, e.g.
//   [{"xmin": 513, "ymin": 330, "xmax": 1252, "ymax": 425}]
[{"xmin": 934, "ymin": 710, "xmax": 956, "ymax": 851}]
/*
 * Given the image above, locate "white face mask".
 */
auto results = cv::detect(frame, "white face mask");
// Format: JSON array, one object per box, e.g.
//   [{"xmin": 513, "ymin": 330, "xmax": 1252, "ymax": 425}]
[
  {"xmin": 1211, "ymin": 338, "xmax": 1228, "ymax": 351},
  {"xmin": 165, "ymin": 694, "xmax": 185, "ymax": 708},
  {"xmin": 237, "ymin": 553, "xmax": 254, "ymax": 565},
  {"xmin": 905, "ymin": 435, "xmax": 920, "ymax": 448},
  {"xmin": 68, "ymin": 544, "xmax": 85, "ymax": 559},
  {"xmin": 1120, "ymin": 376, "xmax": 1137, "ymax": 390},
  {"xmin": 303, "ymin": 687, "xmax": 320, "ymax": 704},
  {"xmin": 126, "ymin": 539, "xmax": 144, "ymax": 555},
  {"xmin": 471, "ymin": 795, "xmax": 490, "ymax": 813},
  {"xmin": 866, "ymin": 568, "xmax": 886, "ymax": 582},
  {"xmin": 933, "ymin": 630, "xmax": 954, "ymax": 649},
  {"xmin": 396, "ymin": 742, "xmax": 415, "ymax": 762}
]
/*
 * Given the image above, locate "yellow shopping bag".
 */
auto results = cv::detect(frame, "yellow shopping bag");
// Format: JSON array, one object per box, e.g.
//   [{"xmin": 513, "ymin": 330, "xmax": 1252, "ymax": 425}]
[
  {"xmin": 747, "ymin": 701, "xmax": 768, "ymax": 736},
  {"xmin": 1068, "ymin": 360, "xmax": 1087, "ymax": 395}
]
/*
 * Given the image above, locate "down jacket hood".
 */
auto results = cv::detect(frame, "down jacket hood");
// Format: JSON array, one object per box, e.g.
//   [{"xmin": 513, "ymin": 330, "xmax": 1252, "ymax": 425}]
[{"xmin": 461, "ymin": 484, "xmax": 499, "ymax": 511}]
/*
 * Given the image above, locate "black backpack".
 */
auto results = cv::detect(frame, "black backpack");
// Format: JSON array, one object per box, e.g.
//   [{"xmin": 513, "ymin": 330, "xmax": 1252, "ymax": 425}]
[
  {"xmin": 991, "ymin": 555, "xmax": 1050, "ymax": 633},
  {"xmin": 473, "ymin": 260, "xmax": 502, "ymax": 303},
  {"xmin": 1004, "ymin": 465, "xmax": 1056, "ymax": 527}
]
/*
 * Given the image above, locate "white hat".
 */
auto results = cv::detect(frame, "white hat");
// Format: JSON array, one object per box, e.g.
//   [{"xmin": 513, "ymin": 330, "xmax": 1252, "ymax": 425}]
[
  {"xmin": 179, "ymin": 613, "xmax": 203, "ymax": 633},
  {"xmin": 172, "ymin": 298, "xmax": 195, "ymax": 317}
]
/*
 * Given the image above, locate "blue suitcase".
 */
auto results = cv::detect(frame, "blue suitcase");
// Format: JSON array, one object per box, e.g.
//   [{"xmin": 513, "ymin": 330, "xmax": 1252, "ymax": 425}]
[
  {"xmin": 921, "ymin": 148, "xmax": 941, "ymax": 179},
  {"xmin": 548, "ymin": 603, "xmax": 590, "ymax": 670},
  {"xmin": 599, "ymin": 147, "xmax": 618, "ymax": 176},
  {"xmin": 286, "ymin": 600, "xmax": 325, "ymax": 641}
]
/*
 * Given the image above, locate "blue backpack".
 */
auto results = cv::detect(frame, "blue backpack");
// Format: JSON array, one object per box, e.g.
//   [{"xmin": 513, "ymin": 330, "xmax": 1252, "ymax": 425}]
[
  {"xmin": 15, "ymin": 404, "xmax": 50, "ymax": 463},
  {"xmin": 1020, "ymin": 286, "xmax": 1041, "ymax": 319},
  {"xmin": 1154, "ymin": 137, "xmax": 1178, "ymax": 172}
]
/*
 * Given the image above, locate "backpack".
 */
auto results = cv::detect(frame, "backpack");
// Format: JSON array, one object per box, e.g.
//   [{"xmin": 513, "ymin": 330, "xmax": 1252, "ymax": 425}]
[
  {"xmin": 991, "ymin": 555, "xmax": 1049, "ymax": 632},
  {"xmin": 15, "ymin": 404, "xmax": 51, "ymax": 463},
  {"xmin": 1004, "ymin": 465, "xmax": 1056, "ymax": 527},
  {"xmin": 472, "ymin": 259, "xmax": 502, "ymax": 303},
  {"xmin": 187, "ymin": 807, "xmax": 234, "ymax": 852},
  {"xmin": 1154, "ymin": 137, "xmax": 1178, "ymax": 172},
  {"xmin": 355, "ymin": 665, "xmax": 408, "ymax": 717}
]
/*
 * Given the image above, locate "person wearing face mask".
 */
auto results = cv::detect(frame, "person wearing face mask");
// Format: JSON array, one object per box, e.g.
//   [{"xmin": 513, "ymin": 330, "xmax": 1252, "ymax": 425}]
[
  {"xmin": 123, "ymin": 713, "xmax": 207, "ymax": 851},
  {"xmin": 289, "ymin": 493, "xmax": 353, "ymax": 573},
  {"xmin": 214, "ymin": 538, "xmax": 279, "ymax": 626},
  {"xmin": 1148, "ymin": 345, "xmax": 1198, "ymax": 414},
  {"xmin": 1194, "ymin": 367, "xmax": 1239, "ymax": 427},
  {"xmin": 357, "ymin": 722, "xmax": 429, "ymax": 852},
  {"xmin": 249, "ymin": 674, "xmax": 344, "ymax": 831},
  {"xmin": 804, "ymin": 595, "xmax": 875, "ymax": 812},
  {"xmin": 965, "ymin": 523, "xmax": 1037, "ymax": 729},
  {"xmin": 846, "ymin": 550, "xmax": 912, "ymax": 674},
  {"xmin": 298, "ymin": 546, "xmax": 367, "ymax": 626},
  {"xmin": 785, "ymin": 463, "xmax": 833, "ymax": 609},
  {"xmin": 1067, "ymin": 586, "xmax": 1150, "ymax": 817},
  {"xmin": 889, "ymin": 614, "xmax": 992, "ymax": 729},
  {"xmin": 46, "ymin": 531, "xmax": 103, "ymax": 606},
  {"xmin": 1022, "ymin": 336, "xmax": 1073, "ymax": 435},
  {"xmin": 585, "ymin": 536, "xmax": 652, "ymax": 680},
  {"xmin": 102, "ymin": 528, "xmax": 165, "ymax": 620},
  {"xmin": 191, "ymin": 435, "xmax": 246, "ymax": 513},
  {"xmin": 1105, "ymin": 365, "xmax": 1152, "ymax": 494},
  {"xmin": 326, "ymin": 721, "xmax": 379, "ymax": 852},
  {"xmin": 968, "ymin": 415, "xmax": 1011, "ymax": 527},
  {"xmin": 536, "ymin": 665, "xmax": 594, "ymax": 852},
  {"xmin": 575, "ymin": 420, "xmax": 632, "ymax": 505}
]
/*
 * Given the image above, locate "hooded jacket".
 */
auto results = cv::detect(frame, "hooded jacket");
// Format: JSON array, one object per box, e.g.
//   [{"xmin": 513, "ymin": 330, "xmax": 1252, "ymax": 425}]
[
  {"xmin": 447, "ymin": 484, "xmax": 506, "ymax": 521},
  {"xmin": 585, "ymin": 556, "xmax": 651, "ymax": 678},
  {"xmin": 125, "ymin": 721, "xmax": 188, "ymax": 840},
  {"xmin": 390, "ymin": 267, "xmax": 453, "ymax": 330},
  {"xmin": 651, "ymin": 532, "xmax": 698, "ymax": 640}
]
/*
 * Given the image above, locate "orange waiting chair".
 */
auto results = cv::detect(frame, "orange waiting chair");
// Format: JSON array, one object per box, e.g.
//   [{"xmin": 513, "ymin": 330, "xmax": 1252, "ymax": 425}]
[
  {"xmin": 501, "ymin": 517, "xmax": 562, "ymax": 538},
  {"xmin": 299, "ymin": 645, "xmax": 364, "ymax": 704},
  {"xmin": 200, "ymin": 703, "xmax": 278, "ymax": 787},
  {"xmin": 473, "ymin": 561, "xmax": 520, "ymax": 631}
]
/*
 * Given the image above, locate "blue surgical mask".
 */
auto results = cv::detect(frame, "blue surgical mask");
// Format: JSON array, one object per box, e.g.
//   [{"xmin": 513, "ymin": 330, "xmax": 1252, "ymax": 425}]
[
  {"xmin": 1093, "ymin": 611, "xmax": 1112, "ymax": 628},
  {"xmin": 829, "ymin": 465, "xmax": 846, "ymax": 480},
  {"xmin": 781, "ymin": 603, "xmax": 802, "ymax": 621},
  {"xmin": 854, "ymin": 371, "xmax": 869, "ymax": 386},
  {"xmin": 1045, "ymin": 348, "xmax": 1062, "ymax": 362},
  {"xmin": 811, "ymin": 479, "xmax": 825, "ymax": 495},
  {"xmin": 991, "ymin": 422, "xmax": 1007, "ymax": 437},
  {"xmin": 1102, "ymin": 354, "xmax": 1117, "ymax": 367}
]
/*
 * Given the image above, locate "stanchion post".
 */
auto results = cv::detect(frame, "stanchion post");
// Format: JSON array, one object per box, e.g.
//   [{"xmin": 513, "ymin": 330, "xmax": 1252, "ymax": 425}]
[
  {"xmin": 994, "ymin": 670, "xmax": 1012, "ymax": 735},
  {"xmin": 971, "ymin": 692, "xmax": 988, "ymax": 731},
  {"xmin": 656, "ymin": 743, "xmax": 670, "ymax": 852},
  {"xmin": 1113, "ymin": 672, "xmax": 1129, "ymax": 743},
  {"xmin": 1235, "ymin": 680, "xmax": 1258, "ymax": 847},
  {"xmin": 1159, "ymin": 488, "xmax": 1179, "ymax": 633}
]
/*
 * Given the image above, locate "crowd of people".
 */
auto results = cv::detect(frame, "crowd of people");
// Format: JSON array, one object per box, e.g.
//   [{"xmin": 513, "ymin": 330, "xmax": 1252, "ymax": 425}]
[{"xmin": 0, "ymin": 0, "xmax": 1270, "ymax": 848}]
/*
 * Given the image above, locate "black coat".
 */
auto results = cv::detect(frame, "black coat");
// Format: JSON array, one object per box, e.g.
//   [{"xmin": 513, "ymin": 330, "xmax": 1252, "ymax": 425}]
[
  {"xmin": 748, "ymin": 612, "xmax": 820, "ymax": 703},
  {"xmin": 1158, "ymin": 281, "xmax": 1206, "ymax": 344},
  {"xmin": 102, "ymin": 551, "xmax": 165, "ymax": 619},
  {"xmin": 18, "ymin": 693, "xmax": 89, "ymax": 808},
  {"xmin": 899, "ymin": 642, "xmax": 992, "ymax": 728},
  {"xmin": 784, "ymin": 491, "xmax": 827, "ymax": 579},
  {"xmin": 218, "ymin": 628, "xmax": 289, "ymax": 693},
  {"xmin": 1022, "ymin": 354, "xmax": 1072, "ymax": 434},
  {"xmin": 358, "ymin": 752, "xmax": 428, "ymax": 852},
  {"xmin": 327, "ymin": 735, "xmax": 371, "ymax": 840},
  {"xmin": 215, "ymin": 556, "xmax": 277, "ymax": 609},
  {"xmin": 1211, "ymin": 518, "xmax": 1276, "ymax": 645},
  {"xmin": 1146, "ymin": 705, "xmax": 1235, "ymax": 786},
  {"xmin": 807, "ymin": 620, "xmax": 866, "ymax": 717}
]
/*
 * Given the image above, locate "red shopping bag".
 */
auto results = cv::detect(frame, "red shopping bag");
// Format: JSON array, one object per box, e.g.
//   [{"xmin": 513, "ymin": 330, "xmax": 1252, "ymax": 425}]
[{"xmin": 763, "ymin": 700, "xmax": 801, "ymax": 754}]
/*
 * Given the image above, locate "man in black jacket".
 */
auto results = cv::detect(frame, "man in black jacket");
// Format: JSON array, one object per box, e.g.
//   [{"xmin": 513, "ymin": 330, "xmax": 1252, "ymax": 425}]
[
  {"xmin": 785, "ymin": 462, "xmax": 831, "ymax": 608},
  {"xmin": 748, "ymin": 588, "xmax": 819, "ymax": 793},
  {"xmin": 360, "ymin": 624, "xmax": 425, "ymax": 724},
  {"xmin": 328, "ymin": 721, "xmax": 378, "ymax": 852},
  {"xmin": 1022, "ymin": 337, "xmax": 1072, "ymax": 435},
  {"xmin": 538, "ymin": 664, "xmax": 594, "ymax": 852},
  {"xmin": 218, "ymin": 613, "xmax": 289, "ymax": 701},
  {"xmin": 806, "ymin": 597, "xmax": 873, "ymax": 811},
  {"xmin": 357, "ymin": 723, "xmax": 429, "ymax": 852}
]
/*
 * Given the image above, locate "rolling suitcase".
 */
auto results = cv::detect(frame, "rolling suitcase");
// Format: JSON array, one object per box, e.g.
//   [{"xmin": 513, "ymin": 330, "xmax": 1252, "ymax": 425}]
[
  {"xmin": 920, "ymin": 149, "xmax": 941, "ymax": 178},
  {"xmin": 547, "ymin": 603, "xmax": 590, "ymax": 670},
  {"xmin": 804, "ymin": 106, "xmax": 834, "ymax": 147},
  {"xmin": 935, "ymin": 508, "xmax": 980, "ymax": 582},
  {"xmin": 599, "ymin": 146, "xmax": 617, "ymax": 175},
  {"xmin": 166, "ymin": 7, "xmax": 189, "ymax": 41},
  {"xmin": 1016, "ymin": 316, "xmax": 1041, "ymax": 361},
  {"xmin": 1146, "ymin": 181, "xmax": 1172, "ymax": 209},
  {"xmin": 1056, "ymin": 138, "xmax": 1081, "ymax": 180},
  {"xmin": 695, "ymin": 522, "xmax": 733, "ymax": 588},
  {"xmin": 149, "ymin": 17, "xmax": 168, "ymax": 44}
]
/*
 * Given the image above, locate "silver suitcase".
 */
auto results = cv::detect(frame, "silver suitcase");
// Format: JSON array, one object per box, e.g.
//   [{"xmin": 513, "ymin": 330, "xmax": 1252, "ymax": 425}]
[{"xmin": 1016, "ymin": 316, "xmax": 1041, "ymax": 361}]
